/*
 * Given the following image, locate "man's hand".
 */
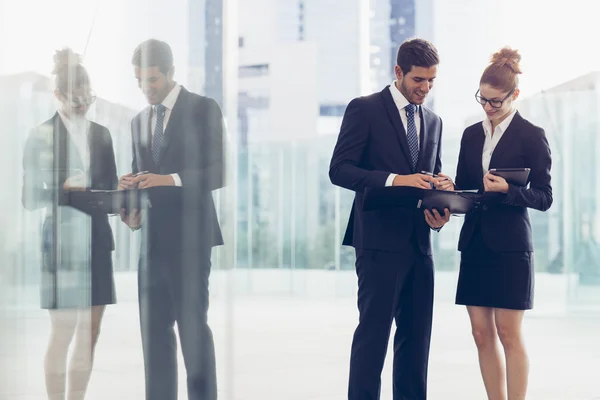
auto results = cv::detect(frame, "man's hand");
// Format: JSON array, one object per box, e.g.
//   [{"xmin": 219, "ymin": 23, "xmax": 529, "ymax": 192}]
[
  {"xmin": 424, "ymin": 208, "xmax": 451, "ymax": 229},
  {"xmin": 63, "ymin": 174, "xmax": 87, "ymax": 191},
  {"xmin": 134, "ymin": 173, "xmax": 175, "ymax": 189},
  {"xmin": 433, "ymin": 173, "xmax": 455, "ymax": 191},
  {"xmin": 120, "ymin": 208, "xmax": 141, "ymax": 229},
  {"xmin": 483, "ymin": 172, "xmax": 509, "ymax": 193},
  {"xmin": 118, "ymin": 173, "xmax": 137, "ymax": 190},
  {"xmin": 392, "ymin": 173, "xmax": 435, "ymax": 189}
]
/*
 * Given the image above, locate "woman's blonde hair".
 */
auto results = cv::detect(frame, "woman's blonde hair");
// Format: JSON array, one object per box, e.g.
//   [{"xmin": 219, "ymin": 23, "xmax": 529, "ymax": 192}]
[{"xmin": 480, "ymin": 47, "xmax": 522, "ymax": 93}]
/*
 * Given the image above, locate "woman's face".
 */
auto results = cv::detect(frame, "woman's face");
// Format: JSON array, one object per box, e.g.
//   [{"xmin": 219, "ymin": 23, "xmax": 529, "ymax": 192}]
[
  {"xmin": 56, "ymin": 84, "xmax": 96, "ymax": 118},
  {"xmin": 478, "ymin": 83, "xmax": 519, "ymax": 124}
]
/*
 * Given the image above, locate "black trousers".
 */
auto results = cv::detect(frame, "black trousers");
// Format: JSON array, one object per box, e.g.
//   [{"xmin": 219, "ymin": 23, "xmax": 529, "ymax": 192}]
[
  {"xmin": 138, "ymin": 249, "xmax": 216, "ymax": 400},
  {"xmin": 348, "ymin": 240, "xmax": 434, "ymax": 400}
]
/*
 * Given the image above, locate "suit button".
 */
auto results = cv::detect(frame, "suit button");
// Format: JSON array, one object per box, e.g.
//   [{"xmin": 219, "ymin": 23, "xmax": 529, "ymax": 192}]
[{"xmin": 482, "ymin": 205, "xmax": 488, "ymax": 211}]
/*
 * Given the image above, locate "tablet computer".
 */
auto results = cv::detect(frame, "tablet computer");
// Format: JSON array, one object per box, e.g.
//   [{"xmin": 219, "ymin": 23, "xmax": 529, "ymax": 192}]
[{"xmin": 488, "ymin": 168, "xmax": 530, "ymax": 186}]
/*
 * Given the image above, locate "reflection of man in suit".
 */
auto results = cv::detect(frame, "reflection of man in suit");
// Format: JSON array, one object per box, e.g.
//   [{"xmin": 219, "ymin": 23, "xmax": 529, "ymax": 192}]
[
  {"xmin": 119, "ymin": 39, "xmax": 225, "ymax": 400},
  {"xmin": 329, "ymin": 38, "xmax": 451, "ymax": 400}
]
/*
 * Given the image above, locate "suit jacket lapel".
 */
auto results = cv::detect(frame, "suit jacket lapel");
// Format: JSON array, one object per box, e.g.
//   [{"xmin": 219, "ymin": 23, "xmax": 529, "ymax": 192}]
[
  {"xmin": 380, "ymin": 87, "xmax": 413, "ymax": 169},
  {"xmin": 159, "ymin": 88, "xmax": 186, "ymax": 166},
  {"xmin": 88, "ymin": 123, "xmax": 109, "ymax": 187},
  {"xmin": 88, "ymin": 123, "xmax": 98, "ymax": 184},
  {"xmin": 472, "ymin": 124, "xmax": 486, "ymax": 185},
  {"xmin": 52, "ymin": 113, "xmax": 87, "ymax": 182},
  {"xmin": 489, "ymin": 111, "xmax": 522, "ymax": 168},
  {"xmin": 138, "ymin": 107, "xmax": 158, "ymax": 172},
  {"xmin": 52, "ymin": 114, "xmax": 68, "ymax": 184}
]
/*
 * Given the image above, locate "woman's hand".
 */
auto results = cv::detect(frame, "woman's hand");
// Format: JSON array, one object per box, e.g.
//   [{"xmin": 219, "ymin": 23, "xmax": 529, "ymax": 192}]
[
  {"xmin": 118, "ymin": 173, "xmax": 137, "ymax": 190},
  {"xmin": 63, "ymin": 173, "xmax": 87, "ymax": 191},
  {"xmin": 483, "ymin": 172, "xmax": 509, "ymax": 193}
]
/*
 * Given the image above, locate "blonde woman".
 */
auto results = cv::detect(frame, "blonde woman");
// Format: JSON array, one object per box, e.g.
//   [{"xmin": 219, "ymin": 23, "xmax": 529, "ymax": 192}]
[
  {"xmin": 453, "ymin": 47, "xmax": 552, "ymax": 399},
  {"xmin": 22, "ymin": 48, "xmax": 118, "ymax": 399}
]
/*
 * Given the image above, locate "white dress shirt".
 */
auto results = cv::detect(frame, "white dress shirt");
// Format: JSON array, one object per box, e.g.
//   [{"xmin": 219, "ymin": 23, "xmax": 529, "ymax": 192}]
[
  {"xmin": 59, "ymin": 110, "xmax": 90, "ymax": 184},
  {"xmin": 385, "ymin": 81, "xmax": 421, "ymax": 186},
  {"xmin": 481, "ymin": 108, "xmax": 517, "ymax": 174},
  {"xmin": 151, "ymin": 83, "xmax": 183, "ymax": 186}
]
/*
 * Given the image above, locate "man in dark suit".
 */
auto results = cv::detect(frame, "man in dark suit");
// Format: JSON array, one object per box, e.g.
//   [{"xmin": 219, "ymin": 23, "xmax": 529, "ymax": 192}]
[
  {"xmin": 119, "ymin": 39, "xmax": 225, "ymax": 400},
  {"xmin": 329, "ymin": 38, "xmax": 451, "ymax": 400}
]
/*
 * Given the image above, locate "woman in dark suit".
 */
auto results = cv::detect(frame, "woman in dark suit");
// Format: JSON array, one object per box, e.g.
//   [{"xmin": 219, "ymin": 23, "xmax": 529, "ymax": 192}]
[
  {"xmin": 21, "ymin": 48, "xmax": 118, "ymax": 400},
  {"xmin": 452, "ymin": 47, "xmax": 552, "ymax": 400}
]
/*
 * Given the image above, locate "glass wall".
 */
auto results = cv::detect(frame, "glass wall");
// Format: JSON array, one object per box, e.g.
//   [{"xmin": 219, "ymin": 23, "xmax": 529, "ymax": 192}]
[
  {"xmin": 1, "ymin": 0, "xmax": 599, "ymax": 399},
  {"xmin": 519, "ymin": 83, "xmax": 600, "ymax": 312}
]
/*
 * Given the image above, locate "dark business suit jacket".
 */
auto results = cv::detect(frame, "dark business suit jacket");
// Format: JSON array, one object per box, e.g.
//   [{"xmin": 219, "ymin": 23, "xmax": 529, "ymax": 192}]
[
  {"xmin": 455, "ymin": 111, "xmax": 552, "ymax": 252},
  {"xmin": 131, "ymin": 87, "xmax": 225, "ymax": 257},
  {"xmin": 329, "ymin": 86, "xmax": 443, "ymax": 255},
  {"xmin": 22, "ymin": 114, "xmax": 118, "ymax": 309},
  {"xmin": 22, "ymin": 113, "xmax": 118, "ymax": 254}
]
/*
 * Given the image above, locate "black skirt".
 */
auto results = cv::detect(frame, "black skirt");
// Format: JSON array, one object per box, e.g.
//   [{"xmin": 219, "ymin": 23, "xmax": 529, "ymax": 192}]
[
  {"xmin": 39, "ymin": 213, "xmax": 116, "ymax": 310},
  {"xmin": 40, "ymin": 248, "xmax": 116, "ymax": 310},
  {"xmin": 455, "ymin": 225, "xmax": 534, "ymax": 310}
]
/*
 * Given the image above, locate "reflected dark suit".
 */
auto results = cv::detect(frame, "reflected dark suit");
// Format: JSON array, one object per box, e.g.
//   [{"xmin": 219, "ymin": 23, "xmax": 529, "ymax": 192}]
[
  {"xmin": 329, "ymin": 86, "xmax": 443, "ymax": 400},
  {"xmin": 22, "ymin": 113, "xmax": 118, "ymax": 309},
  {"xmin": 131, "ymin": 87, "xmax": 225, "ymax": 400}
]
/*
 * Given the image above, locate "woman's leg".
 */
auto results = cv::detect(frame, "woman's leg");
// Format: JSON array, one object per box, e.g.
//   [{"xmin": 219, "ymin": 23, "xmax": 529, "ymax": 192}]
[
  {"xmin": 66, "ymin": 305, "xmax": 106, "ymax": 400},
  {"xmin": 467, "ymin": 306, "xmax": 506, "ymax": 400},
  {"xmin": 495, "ymin": 308, "xmax": 528, "ymax": 400},
  {"xmin": 45, "ymin": 310, "xmax": 78, "ymax": 400}
]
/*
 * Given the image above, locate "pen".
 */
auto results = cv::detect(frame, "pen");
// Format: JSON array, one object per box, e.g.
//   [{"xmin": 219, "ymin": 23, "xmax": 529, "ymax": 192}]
[
  {"xmin": 134, "ymin": 171, "xmax": 150, "ymax": 177},
  {"xmin": 421, "ymin": 171, "xmax": 448, "ymax": 180},
  {"xmin": 420, "ymin": 171, "xmax": 448, "ymax": 181}
]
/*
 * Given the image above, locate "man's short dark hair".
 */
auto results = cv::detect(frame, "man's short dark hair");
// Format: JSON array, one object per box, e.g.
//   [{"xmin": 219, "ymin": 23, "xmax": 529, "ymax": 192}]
[
  {"xmin": 131, "ymin": 39, "xmax": 173, "ymax": 74},
  {"xmin": 396, "ymin": 38, "xmax": 439, "ymax": 75}
]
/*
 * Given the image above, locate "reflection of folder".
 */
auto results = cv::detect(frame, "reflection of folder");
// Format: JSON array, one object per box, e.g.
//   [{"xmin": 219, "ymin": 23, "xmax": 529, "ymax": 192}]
[
  {"xmin": 68, "ymin": 189, "xmax": 145, "ymax": 215},
  {"xmin": 489, "ymin": 168, "xmax": 530, "ymax": 186}
]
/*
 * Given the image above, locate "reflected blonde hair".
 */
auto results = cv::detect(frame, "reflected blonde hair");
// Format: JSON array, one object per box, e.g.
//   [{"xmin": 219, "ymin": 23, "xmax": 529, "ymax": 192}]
[{"xmin": 52, "ymin": 47, "xmax": 90, "ymax": 93}]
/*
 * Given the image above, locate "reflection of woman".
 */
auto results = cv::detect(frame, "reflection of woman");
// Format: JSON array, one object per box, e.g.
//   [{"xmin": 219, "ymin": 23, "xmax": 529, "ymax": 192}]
[
  {"xmin": 21, "ymin": 48, "xmax": 118, "ymax": 400},
  {"xmin": 453, "ymin": 48, "xmax": 552, "ymax": 399}
]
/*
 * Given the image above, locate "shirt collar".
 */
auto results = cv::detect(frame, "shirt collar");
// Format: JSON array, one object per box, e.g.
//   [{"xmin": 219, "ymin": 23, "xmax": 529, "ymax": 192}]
[
  {"xmin": 57, "ymin": 110, "xmax": 89, "ymax": 135},
  {"xmin": 154, "ymin": 83, "xmax": 181, "ymax": 112},
  {"xmin": 389, "ymin": 80, "xmax": 417, "ymax": 112},
  {"xmin": 482, "ymin": 108, "xmax": 517, "ymax": 137}
]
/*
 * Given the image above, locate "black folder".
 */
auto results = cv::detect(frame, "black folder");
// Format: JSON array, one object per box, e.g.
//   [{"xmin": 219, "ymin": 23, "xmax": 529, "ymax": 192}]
[
  {"xmin": 362, "ymin": 186, "xmax": 422, "ymax": 211},
  {"xmin": 363, "ymin": 187, "xmax": 483, "ymax": 215},
  {"xmin": 419, "ymin": 190, "xmax": 479, "ymax": 215},
  {"xmin": 488, "ymin": 168, "xmax": 530, "ymax": 186},
  {"xmin": 68, "ymin": 189, "xmax": 145, "ymax": 215}
]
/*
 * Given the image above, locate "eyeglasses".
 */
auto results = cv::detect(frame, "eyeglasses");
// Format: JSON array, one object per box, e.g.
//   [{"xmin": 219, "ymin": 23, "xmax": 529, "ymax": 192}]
[
  {"xmin": 475, "ymin": 88, "xmax": 515, "ymax": 109},
  {"xmin": 61, "ymin": 90, "xmax": 97, "ymax": 107}
]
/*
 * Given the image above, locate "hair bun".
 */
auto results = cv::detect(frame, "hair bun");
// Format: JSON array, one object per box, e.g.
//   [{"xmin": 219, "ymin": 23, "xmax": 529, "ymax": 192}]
[
  {"xmin": 52, "ymin": 47, "xmax": 82, "ymax": 75},
  {"xmin": 490, "ymin": 47, "xmax": 522, "ymax": 74}
]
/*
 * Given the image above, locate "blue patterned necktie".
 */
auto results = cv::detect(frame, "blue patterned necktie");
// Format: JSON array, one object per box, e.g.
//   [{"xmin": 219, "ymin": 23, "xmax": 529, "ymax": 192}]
[
  {"xmin": 405, "ymin": 103, "xmax": 419, "ymax": 170},
  {"xmin": 151, "ymin": 104, "xmax": 166, "ymax": 165}
]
